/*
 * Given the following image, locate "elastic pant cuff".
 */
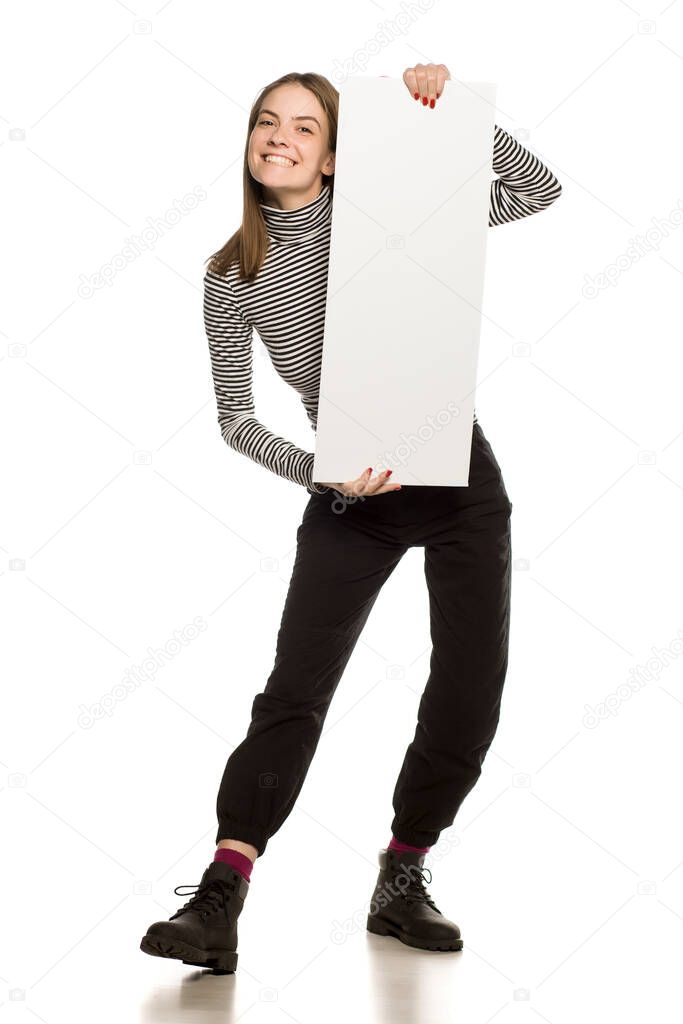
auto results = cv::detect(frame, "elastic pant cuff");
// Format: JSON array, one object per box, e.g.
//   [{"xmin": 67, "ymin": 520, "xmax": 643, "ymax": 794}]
[
  {"xmin": 216, "ymin": 819, "xmax": 269, "ymax": 858},
  {"xmin": 390, "ymin": 825, "xmax": 439, "ymax": 849}
]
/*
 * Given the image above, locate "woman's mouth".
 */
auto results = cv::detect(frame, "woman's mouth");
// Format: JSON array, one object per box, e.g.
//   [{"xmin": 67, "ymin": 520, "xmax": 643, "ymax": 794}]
[{"xmin": 262, "ymin": 154, "xmax": 297, "ymax": 167}]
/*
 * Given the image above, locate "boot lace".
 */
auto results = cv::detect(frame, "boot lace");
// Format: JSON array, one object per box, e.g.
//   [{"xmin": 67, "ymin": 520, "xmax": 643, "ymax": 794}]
[
  {"xmin": 171, "ymin": 878, "xmax": 236, "ymax": 921},
  {"xmin": 400, "ymin": 866, "xmax": 438, "ymax": 910}
]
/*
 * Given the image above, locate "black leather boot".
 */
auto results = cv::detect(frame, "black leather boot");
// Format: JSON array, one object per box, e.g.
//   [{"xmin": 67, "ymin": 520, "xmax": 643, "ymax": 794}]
[
  {"xmin": 140, "ymin": 860, "xmax": 250, "ymax": 973},
  {"xmin": 366, "ymin": 848, "xmax": 463, "ymax": 951}
]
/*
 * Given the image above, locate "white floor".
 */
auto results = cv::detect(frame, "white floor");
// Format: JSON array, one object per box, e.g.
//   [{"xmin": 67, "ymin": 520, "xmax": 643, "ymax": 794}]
[{"xmin": 9, "ymin": 737, "xmax": 683, "ymax": 1024}]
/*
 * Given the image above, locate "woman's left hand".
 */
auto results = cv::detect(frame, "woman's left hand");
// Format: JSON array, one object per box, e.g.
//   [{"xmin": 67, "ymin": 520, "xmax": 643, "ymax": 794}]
[{"xmin": 402, "ymin": 63, "xmax": 451, "ymax": 107}]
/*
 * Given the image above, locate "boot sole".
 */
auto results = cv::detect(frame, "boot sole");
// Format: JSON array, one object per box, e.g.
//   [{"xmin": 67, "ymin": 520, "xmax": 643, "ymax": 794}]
[
  {"xmin": 140, "ymin": 933, "xmax": 238, "ymax": 974},
  {"xmin": 367, "ymin": 914, "xmax": 463, "ymax": 952}
]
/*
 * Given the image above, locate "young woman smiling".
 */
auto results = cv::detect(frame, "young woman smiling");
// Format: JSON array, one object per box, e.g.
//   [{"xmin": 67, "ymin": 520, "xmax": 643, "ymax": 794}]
[{"xmin": 141, "ymin": 64, "xmax": 562, "ymax": 973}]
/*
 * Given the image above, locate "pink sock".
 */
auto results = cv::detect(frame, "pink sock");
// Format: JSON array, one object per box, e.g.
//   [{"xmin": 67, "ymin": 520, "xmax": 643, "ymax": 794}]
[
  {"xmin": 214, "ymin": 847, "xmax": 254, "ymax": 882},
  {"xmin": 388, "ymin": 835, "xmax": 431, "ymax": 854}
]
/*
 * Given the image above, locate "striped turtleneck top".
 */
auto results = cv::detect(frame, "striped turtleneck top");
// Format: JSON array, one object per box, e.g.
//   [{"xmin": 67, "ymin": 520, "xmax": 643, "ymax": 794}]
[{"xmin": 203, "ymin": 123, "xmax": 562, "ymax": 495}]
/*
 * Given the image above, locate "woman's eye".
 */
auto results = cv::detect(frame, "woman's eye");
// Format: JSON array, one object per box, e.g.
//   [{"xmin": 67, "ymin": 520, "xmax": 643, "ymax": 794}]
[{"xmin": 258, "ymin": 119, "xmax": 312, "ymax": 134}]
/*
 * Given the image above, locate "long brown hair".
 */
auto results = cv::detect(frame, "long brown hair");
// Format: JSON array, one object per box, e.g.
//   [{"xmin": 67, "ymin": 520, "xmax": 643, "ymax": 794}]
[{"xmin": 205, "ymin": 72, "xmax": 338, "ymax": 283}]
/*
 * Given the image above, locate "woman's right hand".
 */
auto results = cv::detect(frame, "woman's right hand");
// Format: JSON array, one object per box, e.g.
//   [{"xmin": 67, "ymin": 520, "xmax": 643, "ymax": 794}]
[{"xmin": 320, "ymin": 467, "xmax": 401, "ymax": 497}]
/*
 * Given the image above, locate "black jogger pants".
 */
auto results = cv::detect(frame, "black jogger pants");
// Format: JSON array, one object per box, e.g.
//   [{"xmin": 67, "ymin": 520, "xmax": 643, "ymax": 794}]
[{"xmin": 215, "ymin": 421, "xmax": 513, "ymax": 857}]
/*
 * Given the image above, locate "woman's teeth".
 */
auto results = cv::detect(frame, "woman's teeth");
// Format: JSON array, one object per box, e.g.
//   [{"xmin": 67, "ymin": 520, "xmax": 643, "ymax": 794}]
[{"xmin": 263, "ymin": 155, "xmax": 295, "ymax": 167}]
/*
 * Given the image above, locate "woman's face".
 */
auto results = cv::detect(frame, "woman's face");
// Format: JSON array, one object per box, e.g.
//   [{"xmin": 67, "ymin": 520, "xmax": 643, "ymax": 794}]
[{"xmin": 248, "ymin": 83, "xmax": 335, "ymax": 208}]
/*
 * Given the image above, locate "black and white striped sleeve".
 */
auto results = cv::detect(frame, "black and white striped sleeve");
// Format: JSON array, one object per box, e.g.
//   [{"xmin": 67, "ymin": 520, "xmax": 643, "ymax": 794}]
[
  {"xmin": 489, "ymin": 124, "xmax": 562, "ymax": 226},
  {"xmin": 203, "ymin": 270, "xmax": 329, "ymax": 495}
]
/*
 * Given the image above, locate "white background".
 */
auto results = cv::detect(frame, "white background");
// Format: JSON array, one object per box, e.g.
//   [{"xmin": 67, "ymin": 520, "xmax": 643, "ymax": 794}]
[{"xmin": 3, "ymin": 0, "xmax": 683, "ymax": 1021}]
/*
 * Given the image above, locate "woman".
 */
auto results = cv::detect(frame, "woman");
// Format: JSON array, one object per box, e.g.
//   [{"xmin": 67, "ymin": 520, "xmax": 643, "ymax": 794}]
[{"xmin": 141, "ymin": 64, "xmax": 562, "ymax": 973}]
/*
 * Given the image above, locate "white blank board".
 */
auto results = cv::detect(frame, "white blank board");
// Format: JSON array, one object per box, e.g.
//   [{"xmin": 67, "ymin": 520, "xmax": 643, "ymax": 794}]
[{"xmin": 312, "ymin": 77, "xmax": 497, "ymax": 489}]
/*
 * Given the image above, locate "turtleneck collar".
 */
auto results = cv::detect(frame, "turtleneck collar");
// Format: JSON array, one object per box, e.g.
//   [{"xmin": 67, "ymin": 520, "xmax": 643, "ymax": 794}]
[{"xmin": 259, "ymin": 183, "xmax": 332, "ymax": 245}]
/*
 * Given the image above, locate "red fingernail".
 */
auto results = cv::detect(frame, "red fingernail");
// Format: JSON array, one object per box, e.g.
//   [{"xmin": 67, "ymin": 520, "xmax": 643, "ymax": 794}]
[
  {"xmin": 422, "ymin": 96, "xmax": 428, "ymax": 105},
  {"xmin": 414, "ymin": 92, "xmax": 419, "ymax": 100},
  {"xmin": 430, "ymin": 98, "xmax": 435, "ymax": 108},
  {"xmin": 366, "ymin": 467, "xmax": 373, "ymax": 474},
  {"xmin": 386, "ymin": 470, "xmax": 393, "ymax": 476}
]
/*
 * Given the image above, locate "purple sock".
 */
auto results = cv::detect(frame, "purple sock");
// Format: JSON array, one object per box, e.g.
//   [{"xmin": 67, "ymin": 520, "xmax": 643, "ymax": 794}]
[
  {"xmin": 388, "ymin": 835, "xmax": 431, "ymax": 854},
  {"xmin": 214, "ymin": 847, "xmax": 254, "ymax": 882}
]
